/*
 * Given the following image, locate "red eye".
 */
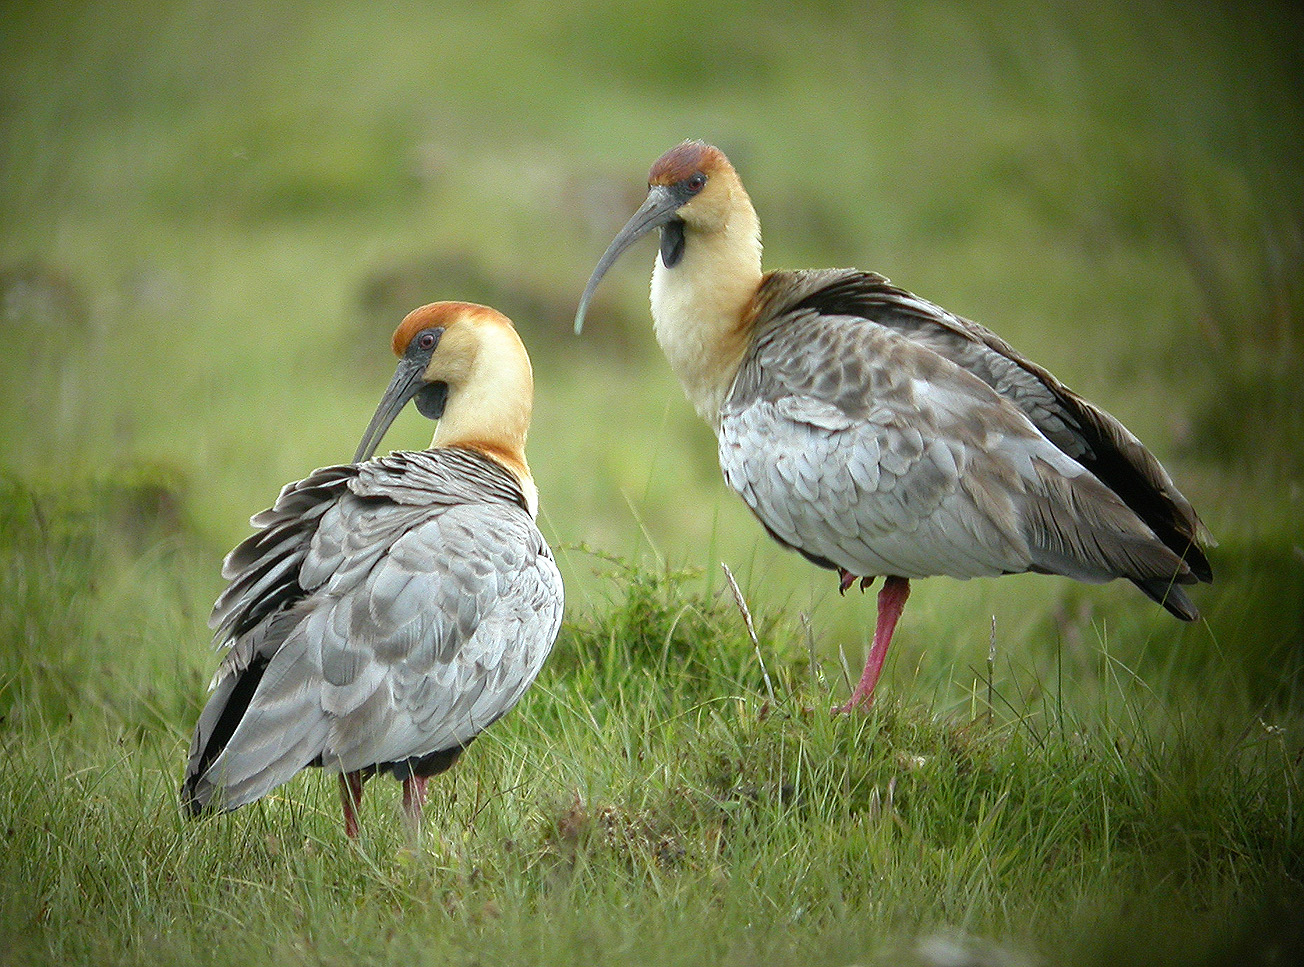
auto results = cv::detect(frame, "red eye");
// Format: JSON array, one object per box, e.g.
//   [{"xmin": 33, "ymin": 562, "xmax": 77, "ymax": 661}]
[
  {"xmin": 686, "ymin": 172, "xmax": 707, "ymax": 193},
  {"xmin": 417, "ymin": 331, "xmax": 437, "ymax": 351}
]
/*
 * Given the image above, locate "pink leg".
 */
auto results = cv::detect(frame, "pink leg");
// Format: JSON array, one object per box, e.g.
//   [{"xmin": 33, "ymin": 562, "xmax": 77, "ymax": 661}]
[
  {"xmin": 835, "ymin": 576, "xmax": 910, "ymax": 713},
  {"xmin": 401, "ymin": 775, "xmax": 428, "ymax": 840},
  {"xmin": 338, "ymin": 771, "xmax": 367, "ymax": 839}
]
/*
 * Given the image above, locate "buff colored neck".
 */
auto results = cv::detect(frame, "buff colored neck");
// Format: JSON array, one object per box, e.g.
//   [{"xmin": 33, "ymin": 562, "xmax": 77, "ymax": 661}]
[
  {"xmin": 649, "ymin": 189, "xmax": 763, "ymax": 429},
  {"xmin": 431, "ymin": 322, "xmax": 539, "ymax": 517}
]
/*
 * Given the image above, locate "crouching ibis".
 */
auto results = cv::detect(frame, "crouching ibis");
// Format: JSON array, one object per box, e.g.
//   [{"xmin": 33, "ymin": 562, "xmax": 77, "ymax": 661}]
[{"xmin": 574, "ymin": 140, "xmax": 1211, "ymax": 711}]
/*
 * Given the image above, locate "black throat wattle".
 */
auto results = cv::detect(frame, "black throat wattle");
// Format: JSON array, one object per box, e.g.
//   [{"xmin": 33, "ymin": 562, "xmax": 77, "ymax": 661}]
[
  {"xmin": 415, "ymin": 381, "xmax": 449, "ymax": 420},
  {"xmin": 659, "ymin": 219, "xmax": 686, "ymax": 268}
]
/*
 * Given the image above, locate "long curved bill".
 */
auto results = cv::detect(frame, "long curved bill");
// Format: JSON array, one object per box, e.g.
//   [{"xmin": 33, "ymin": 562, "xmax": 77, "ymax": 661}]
[
  {"xmin": 574, "ymin": 184, "xmax": 679, "ymax": 335},
  {"xmin": 353, "ymin": 356, "xmax": 428, "ymax": 463}
]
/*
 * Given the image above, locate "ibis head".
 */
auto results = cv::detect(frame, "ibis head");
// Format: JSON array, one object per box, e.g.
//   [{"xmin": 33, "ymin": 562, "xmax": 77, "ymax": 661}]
[
  {"xmin": 574, "ymin": 141, "xmax": 764, "ymax": 426},
  {"xmin": 574, "ymin": 140, "xmax": 749, "ymax": 335},
  {"xmin": 355, "ymin": 302, "xmax": 535, "ymax": 479}
]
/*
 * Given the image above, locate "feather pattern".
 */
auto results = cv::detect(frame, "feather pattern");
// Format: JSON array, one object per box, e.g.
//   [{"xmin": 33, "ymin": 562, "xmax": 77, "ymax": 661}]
[
  {"xmin": 721, "ymin": 268, "xmax": 1208, "ymax": 618},
  {"xmin": 183, "ymin": 446, "xmax": 563, "ymax": 814}
]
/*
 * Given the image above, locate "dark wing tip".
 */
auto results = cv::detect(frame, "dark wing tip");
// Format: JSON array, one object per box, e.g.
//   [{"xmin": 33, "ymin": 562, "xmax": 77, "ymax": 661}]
[
  {"xmin": 1133, "ymin": 577, "xmax": 1201, "ymax": 621},
  {"xmin": 180, "ymin": 777, "xmax": 212, "ymax": 818}
]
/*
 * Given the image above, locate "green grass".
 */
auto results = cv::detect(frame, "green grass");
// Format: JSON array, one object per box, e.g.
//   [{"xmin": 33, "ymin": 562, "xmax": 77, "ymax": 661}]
[
  {"xmin": 1, "ymin": 488, "xmax": 1301, "ymax": 966},
  {"xmin": 2, "ymin": 0, "xmax": 1303, "ymax": 963}
]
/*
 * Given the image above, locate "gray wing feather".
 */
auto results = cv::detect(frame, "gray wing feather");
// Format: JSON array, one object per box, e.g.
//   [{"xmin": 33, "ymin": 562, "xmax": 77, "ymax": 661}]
[
  {"xmin": 722, "ymin": 278, "xmax": 1201, "ymax": 596},
  {"xmin": 185, "ymin": 448, "xmax": 563, "ymax": 813},
  {"xmin": 750, "ymin": 269, "xmax": 1212, "ymax": 578}
]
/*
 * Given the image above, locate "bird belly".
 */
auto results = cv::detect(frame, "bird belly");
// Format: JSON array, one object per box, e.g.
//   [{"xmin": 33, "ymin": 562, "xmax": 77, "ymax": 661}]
[{"xmin": 719, "ymin": 401, "xmax": 1028, "ymax": 581}]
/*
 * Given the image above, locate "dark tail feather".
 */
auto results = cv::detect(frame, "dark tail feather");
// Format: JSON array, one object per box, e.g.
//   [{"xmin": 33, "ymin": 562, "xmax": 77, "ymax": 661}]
[
  {"xmin": 181, "ymin": 655, "xmax": 269, "ymax": 817},
  {"xmin": 1132, "ymin": 576, "xmax": 1200, "ymax": 622}
]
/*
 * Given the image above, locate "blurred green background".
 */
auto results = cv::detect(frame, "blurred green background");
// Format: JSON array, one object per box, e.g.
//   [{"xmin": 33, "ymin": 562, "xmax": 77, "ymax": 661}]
[
  {"xmin": 2, "ymin": 1, "xmax": 1304, "ymax": 962},
  {"xmin": 3, "ymin": 0, "xmax": 1301, "ymax": 701}
]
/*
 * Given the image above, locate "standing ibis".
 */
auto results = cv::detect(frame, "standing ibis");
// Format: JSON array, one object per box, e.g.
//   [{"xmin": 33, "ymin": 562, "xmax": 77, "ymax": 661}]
[
  {"xmin": 183, "ymin": 302, "xmax": 563, "ymax": 836},
  {"xmin": 574, "ymin": 140, "xmax": 1211, "ymax": 711}
]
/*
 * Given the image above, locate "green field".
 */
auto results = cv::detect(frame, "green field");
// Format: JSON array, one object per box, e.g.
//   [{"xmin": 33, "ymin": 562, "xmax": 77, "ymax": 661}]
[{"xmin": 2, "ymin": 1, "xmax": 1302, "ymax": 964}]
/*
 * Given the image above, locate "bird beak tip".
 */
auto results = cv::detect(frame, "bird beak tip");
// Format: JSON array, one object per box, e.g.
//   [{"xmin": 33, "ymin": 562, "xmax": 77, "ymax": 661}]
[
  {"xmin": 572, "ymin": 185, "xmax": 679, "ymax": 339},
  {"xmin": 353, "ymin": 357, "xmax": 427, "ymax": 465}
]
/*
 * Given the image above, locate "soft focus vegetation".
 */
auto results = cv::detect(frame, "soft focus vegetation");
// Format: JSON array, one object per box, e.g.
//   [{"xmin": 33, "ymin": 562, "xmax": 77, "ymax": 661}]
[{"xmin": 2, "ymin": 1, "xmax": 1301, "ymax": 964}]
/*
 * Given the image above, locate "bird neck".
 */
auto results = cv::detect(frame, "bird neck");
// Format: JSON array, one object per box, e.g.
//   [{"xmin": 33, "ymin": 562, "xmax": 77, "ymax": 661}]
[
  {"xmin": 650, "ymin": 198, "xmax": 763, "ymax": 428},
  {"xmin": 430, "ymin": 326, "xmax": 538, "ymax": 517}
]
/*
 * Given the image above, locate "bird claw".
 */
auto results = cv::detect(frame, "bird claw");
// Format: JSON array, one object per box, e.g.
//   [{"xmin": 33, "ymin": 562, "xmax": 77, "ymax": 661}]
[{"xmin": 837, "ymin": 570, "xmax": 875, "ymax": 595}]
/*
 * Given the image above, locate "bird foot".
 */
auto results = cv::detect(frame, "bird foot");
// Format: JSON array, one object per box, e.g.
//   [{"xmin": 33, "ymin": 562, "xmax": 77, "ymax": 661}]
[{"xmin": 838, "ymin": 571, "xmax": 875, "ymax": 595}]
